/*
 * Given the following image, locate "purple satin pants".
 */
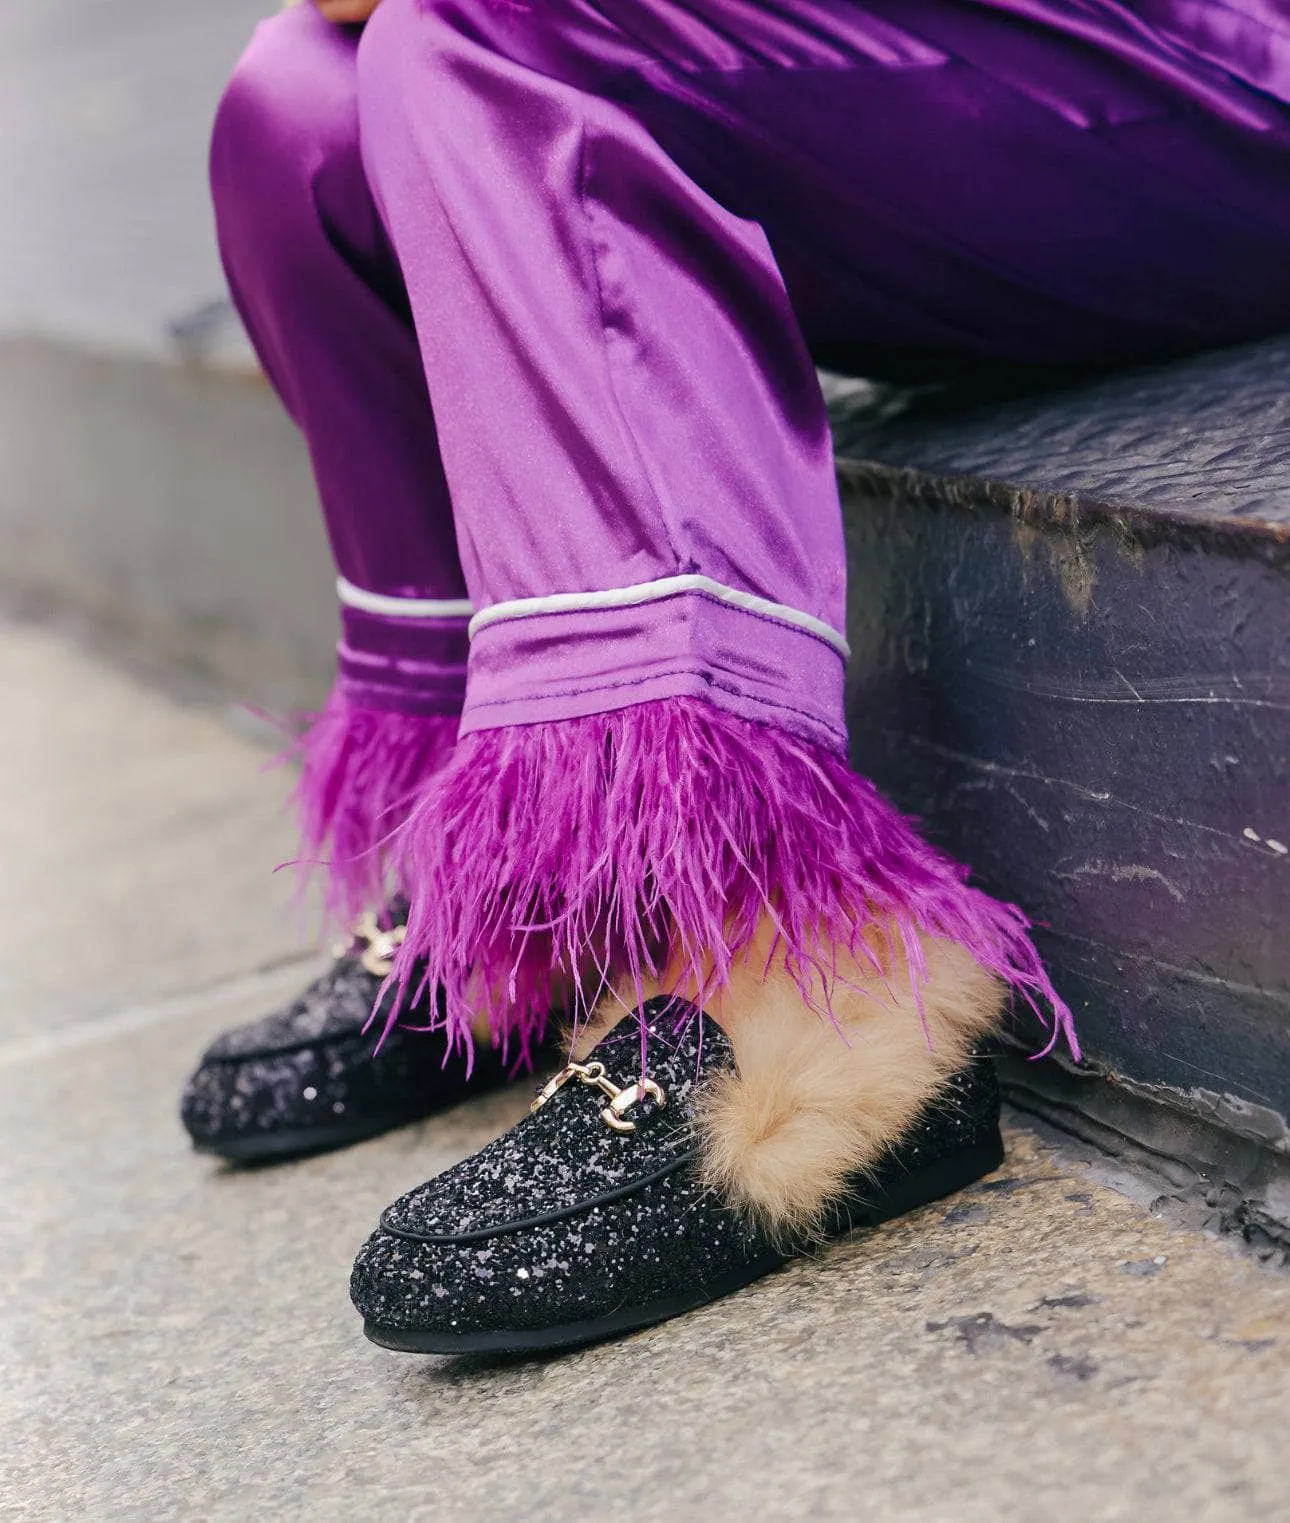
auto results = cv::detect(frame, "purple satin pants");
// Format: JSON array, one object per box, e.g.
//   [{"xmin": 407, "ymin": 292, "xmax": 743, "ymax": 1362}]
[
  {"xmin": 210, "ymin": 0, "xmax": 1290, "ymax": 1045},
  {"xmin": 213, "ymin": 0, "xmax": 1290, "ymax": 752}
]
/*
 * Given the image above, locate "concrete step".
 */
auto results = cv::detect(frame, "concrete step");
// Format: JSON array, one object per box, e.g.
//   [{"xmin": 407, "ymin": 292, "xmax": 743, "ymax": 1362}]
[
  {"xmin": 4, "ymin": 614, "xmax": 1290, "ymax": 1521},
  {"xmin": 6, "ymin": 314, "xmax": 1288, "ymax": 1246},
  {"xmin": 829, "ymin": 335, "xmax": 1290, "ymax": 1248},
  {"xmin": 0, "ymin": 335, "xmax": 335, "ymax": 711}
]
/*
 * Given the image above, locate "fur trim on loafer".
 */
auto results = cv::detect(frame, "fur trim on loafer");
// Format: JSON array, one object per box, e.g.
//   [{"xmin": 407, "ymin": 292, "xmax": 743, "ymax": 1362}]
[
  {"xmin": 576, "ymin": 922, "xmax": 1003, "ymax": 1239},
  {"xmin": 351, "ymin": 996, "xmax": 1003, "ymax": 1354}
]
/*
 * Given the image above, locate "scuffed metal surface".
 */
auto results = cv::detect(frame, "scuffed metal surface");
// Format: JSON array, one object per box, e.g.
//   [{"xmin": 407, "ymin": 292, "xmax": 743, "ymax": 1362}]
[
  {"xmin": 836, "ymin": 342, "xmax": 1290, "ymax": 1149},
  {"xmin": 999, "ymin": 1056, "xmax": 1290, "ymax": 1257},
  {"xmin": 828, "ymin": 333, "xmax": 1290, "ymax": 528},
  {"xmin": 1173, "ymin": 1086, "xmax": 1290, "ymax": 1154},
  {"xmin": 836, "ymin": 455, "xmax": 1290, "ymax": 567}
]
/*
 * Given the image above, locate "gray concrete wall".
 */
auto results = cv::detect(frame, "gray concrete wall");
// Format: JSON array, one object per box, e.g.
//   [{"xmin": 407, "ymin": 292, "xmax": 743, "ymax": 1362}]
[
  {"xmin": 0, "ymin": 0, "xmax": 337, "ymax": 708},
  {"xmin": 0, "ymin": 337, "xmax": 335, "ymax": 708},
  {"xmin": 0, "ymin": 0, "xmax": 272, "ymax": 356}
]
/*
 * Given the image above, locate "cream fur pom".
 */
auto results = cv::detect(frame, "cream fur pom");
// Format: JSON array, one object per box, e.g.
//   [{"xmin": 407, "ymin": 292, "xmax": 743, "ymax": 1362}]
[{"xmin": 581, "ymin": 919, "xmax": 1004, "ymax": 1240}]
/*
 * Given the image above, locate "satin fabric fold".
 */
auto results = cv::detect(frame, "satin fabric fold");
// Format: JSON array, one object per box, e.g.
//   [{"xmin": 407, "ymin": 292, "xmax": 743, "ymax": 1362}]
[{"xmin": 213, "ymin": 0, "xmax": 1290, "ymax": 735}]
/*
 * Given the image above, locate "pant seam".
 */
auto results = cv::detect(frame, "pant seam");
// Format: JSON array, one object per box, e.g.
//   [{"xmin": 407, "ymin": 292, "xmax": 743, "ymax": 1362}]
[
  {"xmin": 336, "ymin": 686, "xmax": 464, "ymax": 716},
  {"xmin": 462, "ymin": 665, "xmax": 846, "ymax": 737},
  {"xmin": 576, "ymin": 117, "xmax": 682, "ymax": 575},
  {"xmin": 339, "ymin": 649, "xmax": 468, "ymax": 676}
]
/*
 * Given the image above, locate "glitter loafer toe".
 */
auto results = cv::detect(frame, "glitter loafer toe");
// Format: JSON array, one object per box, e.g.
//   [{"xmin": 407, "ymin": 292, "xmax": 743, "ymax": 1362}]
[
  {"xmin": 180, "ymin": 914, "xmax": 508, "ymax": 1163},
  {"xmin": 350, "ymin": 998, "xmax": 1004, "ymax": 1355}
]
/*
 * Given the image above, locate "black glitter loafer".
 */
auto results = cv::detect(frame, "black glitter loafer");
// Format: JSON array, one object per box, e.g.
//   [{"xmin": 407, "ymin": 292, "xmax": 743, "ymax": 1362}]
[
  {"xmin": 181, "ymin": 911, "xmax": 510, "ymax": 1163},
  {"xmin": 351, "ymin": 998, "xmax": 1004, "ymax": 1354}
]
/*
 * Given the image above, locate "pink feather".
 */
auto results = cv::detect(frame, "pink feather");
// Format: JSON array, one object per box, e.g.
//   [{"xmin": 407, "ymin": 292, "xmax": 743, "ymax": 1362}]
[{"xmin": 390, "ymin": 695, "xmax": 1078, "ymax": 1067}]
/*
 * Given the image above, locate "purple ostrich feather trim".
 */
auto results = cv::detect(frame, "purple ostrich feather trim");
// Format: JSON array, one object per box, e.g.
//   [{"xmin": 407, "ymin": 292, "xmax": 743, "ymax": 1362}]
[
  {"xmin": 286, "ymin": 690, "xmax": 459, "ymax": 925},
  {"xmin": 394, "ymin": 695, "xmax": 1078, "ymax": 1065}
]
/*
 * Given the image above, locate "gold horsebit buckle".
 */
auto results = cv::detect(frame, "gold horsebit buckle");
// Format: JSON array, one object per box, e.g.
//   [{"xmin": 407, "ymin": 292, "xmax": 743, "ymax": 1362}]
[
  {"xmin": 530, "ymin": 1061, "xmax": 667, "ymax": 1134},
  {"xmin": 350, "ymin": 911, "xmax": 407, "ymax": 978}
]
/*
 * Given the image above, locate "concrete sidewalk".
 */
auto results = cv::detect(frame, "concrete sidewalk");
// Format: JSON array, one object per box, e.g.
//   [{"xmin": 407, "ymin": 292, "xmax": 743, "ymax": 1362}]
[{"xmin": 2, "ymin": 613, "xmax": 1287, "ymax": 1523}]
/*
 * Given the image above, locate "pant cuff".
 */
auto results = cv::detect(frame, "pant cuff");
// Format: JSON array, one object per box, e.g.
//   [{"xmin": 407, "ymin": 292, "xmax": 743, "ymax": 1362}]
[
  {"xmin": 459, "ymin": 589, "xmax": 848, "ymax": 752},
  {"xmin": 336, "ymin": 605, "xmax": 469, "ymax": 715},
  {"xmin": 388, "ymin": 692, "xmax": 1077, "ymax": 1068}
]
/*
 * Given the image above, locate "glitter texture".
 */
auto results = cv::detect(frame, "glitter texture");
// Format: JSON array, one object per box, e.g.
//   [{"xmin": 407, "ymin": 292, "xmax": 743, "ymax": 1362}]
[
  {"xmin": 179, "ymin": 939, "xmax": 509, "ymax": 1161},
  {"xmin": 350, "ymin": 998, "xmax": 1002, "ymax": 1341}
]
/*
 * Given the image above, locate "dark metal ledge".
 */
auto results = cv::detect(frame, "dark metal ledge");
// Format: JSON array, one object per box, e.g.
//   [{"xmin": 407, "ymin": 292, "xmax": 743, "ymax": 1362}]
[
  {"xmin": 835, "ymin": 335, "xmax": 1290, "ymax": 1245},
  {"xmin": 999, "ymin": 1051, "xmax": 1290, "ymax": 1259}
]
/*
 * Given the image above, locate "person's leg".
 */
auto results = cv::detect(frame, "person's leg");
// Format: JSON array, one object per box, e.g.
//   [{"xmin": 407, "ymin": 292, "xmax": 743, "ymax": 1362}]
[
  {"xmin": 344, "ymin": 0, "xmax": 1290, "ymax": 1346},
  {"xmin": 729, "ymin": 0, "xmax": 1290, "ymax": 378},
  {"xmin": 183, "ymin": 5, "xmax": 516, "ymax": 1166},
  {"xmin": 338, "ymin": 0, "xmax": 1056, "ymax": 1309},
  {"xmin": 353, "ymin": 0, "xmax": 1105, "ymax": 1047},
  {"xmin": 210, "ymin": 3, "xmax": 471, "ymax": 921},
  {"xmin": 352, "ymin": 0, "xmax": 1290, "ymax": 1028}
]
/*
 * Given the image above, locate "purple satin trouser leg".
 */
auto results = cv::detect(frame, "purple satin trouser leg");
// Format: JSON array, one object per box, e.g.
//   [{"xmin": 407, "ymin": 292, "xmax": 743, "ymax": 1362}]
[
  {"xmin": 214, "ymin": 0, "xmax": 1290, "ymax": 746},
  {"xmin": 211, "ymin": 7, "xmax": 470, "ymax": 722},
  {"xmin": 209, "ymin": 0, "xmax": 1290, "ymax": 1041}
]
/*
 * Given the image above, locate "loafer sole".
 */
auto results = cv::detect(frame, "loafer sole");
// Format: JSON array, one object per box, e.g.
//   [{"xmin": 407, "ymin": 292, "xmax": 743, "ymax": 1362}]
[
  {"xmin": 192, "ymin": 1113, "xmax": 424, "ymax": 1164},
  {"xmin": 362, "ymin": 1125, "xmax": 1005, "ymax": 1355}
]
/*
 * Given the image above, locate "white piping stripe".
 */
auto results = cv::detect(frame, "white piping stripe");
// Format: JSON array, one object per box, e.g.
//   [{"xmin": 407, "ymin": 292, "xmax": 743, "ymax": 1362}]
[
  {"xmin": 467, "ymin": 573, "xmax": 850, "ymax": 658},
  {"xmin": 336, "ymin": 576, "xmax": 474, "ymax": 620}
]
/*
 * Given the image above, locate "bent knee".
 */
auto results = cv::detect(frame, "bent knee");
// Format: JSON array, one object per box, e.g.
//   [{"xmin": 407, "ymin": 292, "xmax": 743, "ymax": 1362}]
[
  {"xmin": 212, "ymin": 5, "xmax": 362, "ymax": 222},
  {"xmin": 356, "ymin": 0, "xmax": 506, "ymax": 102}
]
